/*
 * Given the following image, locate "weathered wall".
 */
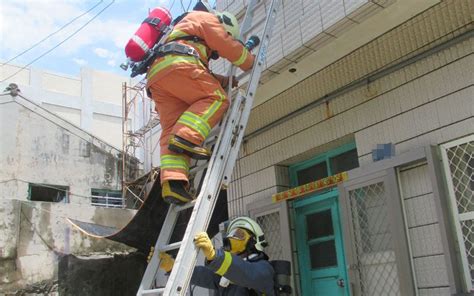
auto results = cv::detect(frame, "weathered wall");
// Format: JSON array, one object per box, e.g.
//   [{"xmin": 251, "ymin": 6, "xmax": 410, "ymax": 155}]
[
  {"xmin": 0, "ymin": 92, "xmax": 142, "ymax": 293},
  {"xmin": 0, "ymin": 94, "xmax": 125, "ymax": 203},
  {"xmin": 0, "ymin": 199, "xmax": 137, "ymax": 293}
]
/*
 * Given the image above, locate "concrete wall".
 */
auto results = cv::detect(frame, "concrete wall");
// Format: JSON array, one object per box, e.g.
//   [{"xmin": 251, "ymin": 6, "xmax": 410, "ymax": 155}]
[
  {"xmin": 0, "ymin": 65, "xmax": 132, "ymax": 148},
  {"xmin": 399, "ymin": 163, "xmax": 452, "ymax": 295},
  {"xmin": 0, "ymin": 94, "xmax": 126, "ymax": 203},
  {"xmin": 0, "ymin": 199, "xmax": 136, "ymax": 293},
  {"xmin": 0, "ymin": 90, "xmax": 143, "ymax": 293}
]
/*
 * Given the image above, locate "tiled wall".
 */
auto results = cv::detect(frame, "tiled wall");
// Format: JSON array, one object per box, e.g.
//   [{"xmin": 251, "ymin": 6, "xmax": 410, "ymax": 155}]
[
  {"xmin": 227, "ymin": 0, "xmax": 473, "ymax": 218},
  {"xmin": 211, "ymin": 0, "xmax": 396, "ymax": 81},
  {"xmin": 399, "ymin": 163, "xmax": 451, "ymax": 295}
]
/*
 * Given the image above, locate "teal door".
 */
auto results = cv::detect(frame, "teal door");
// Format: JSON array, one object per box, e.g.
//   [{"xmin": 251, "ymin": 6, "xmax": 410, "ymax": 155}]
[{"xmin": 294, "ymin": 190, "xmax": 349, "ymax": 296}]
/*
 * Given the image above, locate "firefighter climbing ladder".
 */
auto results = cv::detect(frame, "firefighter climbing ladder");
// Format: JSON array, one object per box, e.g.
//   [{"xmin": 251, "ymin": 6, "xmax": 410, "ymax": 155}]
[{"xmin": 137, "ymin": 0, "xmax": 281, "ymax": 294}]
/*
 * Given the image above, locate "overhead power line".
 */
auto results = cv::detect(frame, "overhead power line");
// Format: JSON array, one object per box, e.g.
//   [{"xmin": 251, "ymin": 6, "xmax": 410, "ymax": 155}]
[
  {"xmin": 0, "ymin": 0, "xmax": 104, "ymax": 67},
  {"xmin": 179, "ymin": 0, "xmax": 193, "ymax": 13},
  {"xmin": 1, "ymin": 0, "xmax": 115, "ymax": 83}
]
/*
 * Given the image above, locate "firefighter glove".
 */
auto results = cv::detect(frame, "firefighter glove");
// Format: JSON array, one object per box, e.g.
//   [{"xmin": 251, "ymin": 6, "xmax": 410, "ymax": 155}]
[
  {"xmin": 159, "ymin": 252, "xmax": 175, "ymax": 273},
  {"xmin": 194, "ymin": 232, "xmax": 216, "ymax": 261}
]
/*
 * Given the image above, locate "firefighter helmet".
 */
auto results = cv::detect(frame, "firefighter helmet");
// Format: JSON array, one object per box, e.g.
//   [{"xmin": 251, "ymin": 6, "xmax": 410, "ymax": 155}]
[
  {"xmin": 226, "ymin": 216, "xmax": 268, "ymax": 252},
  {"xmin": 216, "ymin": 11, "xmax": 240, "ymax": 39}
]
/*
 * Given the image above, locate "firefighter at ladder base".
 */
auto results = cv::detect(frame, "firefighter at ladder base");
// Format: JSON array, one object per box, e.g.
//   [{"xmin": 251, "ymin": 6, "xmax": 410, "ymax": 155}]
[
  {"xmin": 146, "ymin": 5, "xmax": 255, "ymax": 205},
  {"xmin": 159, "ymin": 217, "xmax": 275, "ymax": 295}
]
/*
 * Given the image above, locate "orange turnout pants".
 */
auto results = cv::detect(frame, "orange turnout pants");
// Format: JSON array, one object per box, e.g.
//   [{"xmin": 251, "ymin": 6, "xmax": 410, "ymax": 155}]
[{"xmin": 148, "ymin": 64, "xmax": 229, "ymax": 184}]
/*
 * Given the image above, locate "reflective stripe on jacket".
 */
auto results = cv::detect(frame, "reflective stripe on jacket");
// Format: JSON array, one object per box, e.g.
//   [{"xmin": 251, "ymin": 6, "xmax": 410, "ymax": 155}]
[
  {"xmin": 147, "ymin": 11, "xmax": 254, "ymax": 84},
  {"xmin": 191, "ymin": 249, "xmax": 275, "ymax": 296}
]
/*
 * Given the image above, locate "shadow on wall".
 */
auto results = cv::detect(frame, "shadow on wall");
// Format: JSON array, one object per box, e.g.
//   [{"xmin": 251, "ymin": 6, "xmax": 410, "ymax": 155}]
[{"xmin": 58, "ymin": 252, "xmax": 147, "ymax": 296}]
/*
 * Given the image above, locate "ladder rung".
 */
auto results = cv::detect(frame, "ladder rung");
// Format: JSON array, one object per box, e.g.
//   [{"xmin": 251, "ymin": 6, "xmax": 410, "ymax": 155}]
[
  {"xmin": 203, "ymin": 135, "xmax": 218, "ymax": 147},
  {"xmin": 160, "ymin": 241, "xmax": 182, "ymax": 252},
  {"xmin": 207, "ymin": 127, "xmax": 220, "ymax": 139},
  {"xmin": 174, "ymin": 200, "xmax": 196, "ymax": 212},
  {"xmin": 189, "ymin": 162, "xmax": 209, "ymax": 176},
  {"xmin": 141, "ymin": 288, "xmax": 164, "ymax": 295},
  {"xmin": 137, "ymin": 0, "xmax": 280, "ymax": 294}
]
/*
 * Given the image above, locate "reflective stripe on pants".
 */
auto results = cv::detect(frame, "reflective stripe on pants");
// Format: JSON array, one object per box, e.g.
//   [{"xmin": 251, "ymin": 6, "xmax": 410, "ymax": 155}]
[{"xmin": 148, "ymin": 63, "xmax": 229, "ymax": 183}]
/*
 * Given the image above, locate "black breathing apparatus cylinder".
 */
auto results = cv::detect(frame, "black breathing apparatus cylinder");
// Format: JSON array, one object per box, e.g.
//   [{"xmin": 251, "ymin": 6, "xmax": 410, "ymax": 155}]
[{"xmin": 271, "ymin": 260, "xmax": 292, "ymax": 295}]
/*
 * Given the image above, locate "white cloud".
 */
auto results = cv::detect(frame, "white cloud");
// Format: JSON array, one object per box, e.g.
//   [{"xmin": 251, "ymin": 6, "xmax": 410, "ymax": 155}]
[
  {"xmin": 93, "ymin": 47, "xmax": 121, "ymax": 60},
  {"xmin": 94, "ymin": 48, "xmax": 110, "ymax": 58},
  {"xmin": 0, "ymin": 0, "xmax": 182, "ymax": 75},
  {"xmin": 73, "ymin": 58, "xmax": 87, "ymax": 66},
  {"xmin": 0, "ymin": 1, "xmax": 136, "ymax": 59}
]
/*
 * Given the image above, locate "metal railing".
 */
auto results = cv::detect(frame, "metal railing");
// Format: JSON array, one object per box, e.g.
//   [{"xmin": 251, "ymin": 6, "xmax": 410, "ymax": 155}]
[{"xmin": 91, "ymin": 195, "xmax": 124, "ymax": 208}]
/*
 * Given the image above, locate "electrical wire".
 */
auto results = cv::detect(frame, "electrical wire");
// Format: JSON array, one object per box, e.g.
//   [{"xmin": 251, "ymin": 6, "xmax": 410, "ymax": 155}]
[
  {"xmin": 0, "ymin": 178, "xmax": 117, "ymax": 200},
  {"xmin": 1, "ymin": 178, "xmax": 148, "ymax": 210},
  {"xmin": 169, "ymin": 0, "xmax": 178, "ymax": 12},
  {"xmin": 1, "ymin": 0, "xmax": 115, "ymax": 83},
  {"xmin": 20, "ymin": 206, "xmax": 60, "ymax": 253},
  {"xmin": 0, "ymin": 0, "xmax": 104, "ymax": 67},
  {"xmin": 179, "ymin": 0, "xmax": 194, "ymax": 13}
]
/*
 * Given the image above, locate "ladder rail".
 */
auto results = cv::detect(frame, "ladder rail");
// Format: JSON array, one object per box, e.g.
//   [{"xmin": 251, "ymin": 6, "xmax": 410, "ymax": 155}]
[
  {"xmin": 137, "ymin": 0, "xmax": 281, "ymax": 294},
  {"xmin": 222, "ymin": 0, "xmax": 281, "ymax": 187},
  {"xmin": 138, "ymin": 204, "xmax": 181, "ymax": 294},
  {"xmin": 162, "ymin": 89, "xmax": 248, "ymax": 295},
  {"xmin": 164, "ymin": 0, "xmax": 281, "ymax": 291}
]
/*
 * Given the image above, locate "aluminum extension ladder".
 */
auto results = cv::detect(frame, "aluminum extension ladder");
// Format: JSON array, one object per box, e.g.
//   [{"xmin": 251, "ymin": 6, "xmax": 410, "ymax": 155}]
[{"xmin": 137, "ymin": 0, "xmax": 281, "ymax": 294}]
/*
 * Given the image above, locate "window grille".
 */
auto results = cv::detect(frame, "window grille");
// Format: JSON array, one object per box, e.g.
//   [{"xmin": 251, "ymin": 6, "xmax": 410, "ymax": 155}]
[
  {"xmin": 348, "ymin": 182, "xmax": 401, "ymax": 295},
  {"xmin": 256, "ymin": 211, "xmax": 284, "ymax": 260},
  {"xmin": 440, "ymin": 135, "xmax": 474, "ymax": 291},
  {"xmin": 91, "ymin": 189, "xmax": 123, "ymax": 208}
]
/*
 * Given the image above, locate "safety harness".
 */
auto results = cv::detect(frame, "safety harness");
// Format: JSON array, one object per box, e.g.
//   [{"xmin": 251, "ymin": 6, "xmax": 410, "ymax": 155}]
[{"xmin": 157, "ymin": 41, "xmax": 200, "ymax": 59}]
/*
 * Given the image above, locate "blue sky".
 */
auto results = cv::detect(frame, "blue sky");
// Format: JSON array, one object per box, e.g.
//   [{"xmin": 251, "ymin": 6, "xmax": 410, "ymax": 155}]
[{"xmin": 0, "ymin": 0, "xmax": 215, "ymax": 79}]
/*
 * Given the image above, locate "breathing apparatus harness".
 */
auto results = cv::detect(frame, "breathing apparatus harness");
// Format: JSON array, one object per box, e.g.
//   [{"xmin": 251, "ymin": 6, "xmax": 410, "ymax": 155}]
[
  {"xmin": 221, "ymin": 228, "xmax": 292, "ymax": 295},
  {"xmin": 131, "ymin": 12, "xmax": 219, "ymax": 78}
]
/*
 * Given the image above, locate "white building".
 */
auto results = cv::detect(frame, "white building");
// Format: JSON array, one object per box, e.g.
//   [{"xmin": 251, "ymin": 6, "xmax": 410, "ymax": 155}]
[
  {"xmin": 0, "ymin": 64, "xmax": 131, "ymax": 148},
  {"xmin": 209, "ymin": 0, "xmax": 473, "ymax": 295},
  {"xmin": 139, "ymin": 0, "xmax": 473, "ymax": 295},
  {"xmin": 0, "ymin": 69, "xmax": 140, "ymax": 292}
]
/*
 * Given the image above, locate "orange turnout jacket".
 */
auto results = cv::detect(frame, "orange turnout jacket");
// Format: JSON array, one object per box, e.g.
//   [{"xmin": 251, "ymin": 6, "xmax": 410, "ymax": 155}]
[{"xmin": 146, "ymin": 11, "xmax": 255, "ymax": 184}]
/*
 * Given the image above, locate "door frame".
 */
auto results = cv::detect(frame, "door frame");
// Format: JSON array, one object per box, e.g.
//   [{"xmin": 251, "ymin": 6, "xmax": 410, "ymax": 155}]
[
  {"xmin": 289, "ymin": 142, "xmax": 357, "ymax": 185},
  {"xmin": 293, "ymin": 189, "xmax": 350, "ymax": 295}
]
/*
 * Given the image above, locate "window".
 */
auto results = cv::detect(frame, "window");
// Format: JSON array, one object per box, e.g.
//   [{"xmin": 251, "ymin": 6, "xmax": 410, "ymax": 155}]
[
  {"xmin": 29, "ymin": 184, "xmax": 69, "ymax": 203},
  {"xmin": 91, "ymin": 189, "xmax": 123, "ymax": 208},
  {"xmin": 290, "ymin": 143, "xmax": 359, "ymax": 187},
  {"xmin": 307, "ymin": 209, "xmax": 337, "ymax": 269},
  {"xmin": 297, "ymin": 162, "xmax": 328, "ymax": 185},
  {"xmin": 330, "ymin": 148, "xmax": 359, "ymax": 175}
]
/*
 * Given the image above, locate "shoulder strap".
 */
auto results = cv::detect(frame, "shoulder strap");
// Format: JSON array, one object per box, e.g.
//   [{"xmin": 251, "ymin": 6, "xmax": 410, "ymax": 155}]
[
  {"xmin": 170, "ymin": 35, "xmax": 204, "ymax": 43},
  {"xmin": 171, "ymin": 12, "xmax": 188, "ymax": 26},
  {"xmin": 143, "ymin": 17, "xmax": 168, "ymax": 31},
  {"xmin": 168, "ymin": 12, "xmax": 204, "ymax": 44}
]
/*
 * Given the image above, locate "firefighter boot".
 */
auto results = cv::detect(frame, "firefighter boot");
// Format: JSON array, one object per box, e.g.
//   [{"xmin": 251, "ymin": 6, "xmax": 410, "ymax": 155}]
[
  {"xmin": 162, "ymin": 180, "xmax": 194, "ymax": 205},
  {"xmin": 168, "ymin": 135, "xmax": 211, "ymax": 160}
]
